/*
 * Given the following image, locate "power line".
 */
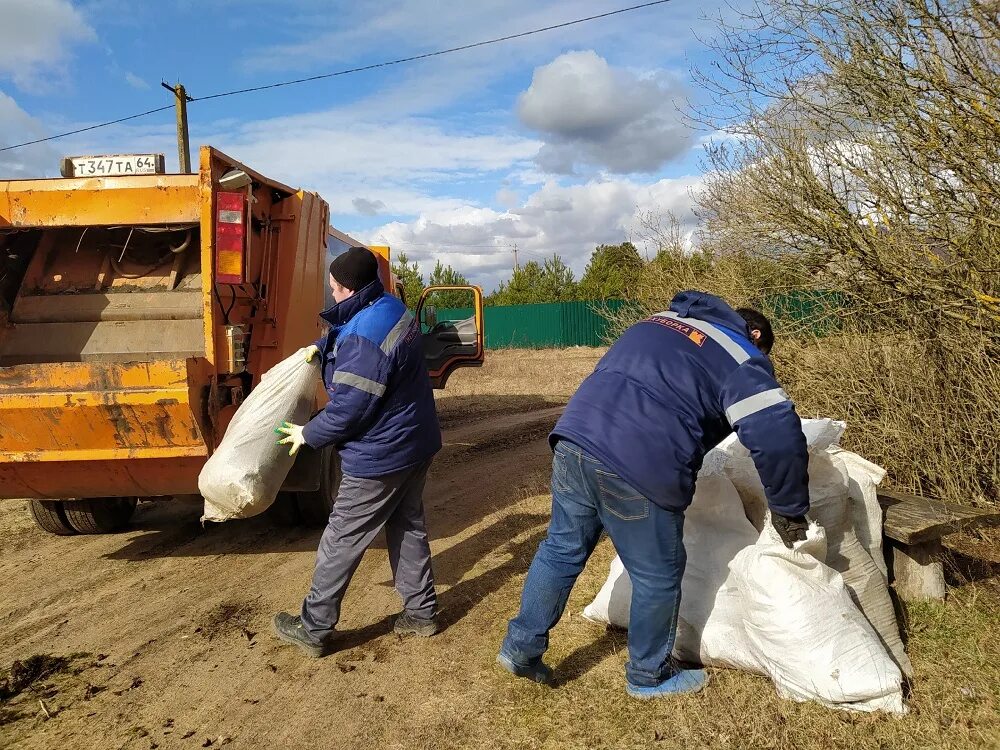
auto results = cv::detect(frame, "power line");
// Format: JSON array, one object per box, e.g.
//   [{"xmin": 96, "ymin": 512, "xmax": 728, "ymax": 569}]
[
  {"xmin": 3, "ymin": 105, "xmax": 175, "ymax": 152},
  {"xmin": 394, "ymin": 242, "xmax": 510, "ymax": 248},
  {"xmin": 192, "ymin": 0, "xmax": 672, "ymax": 102},
  {"xmin": 0, "ymin": 0, "xmax": 673, "ymax": 154}
]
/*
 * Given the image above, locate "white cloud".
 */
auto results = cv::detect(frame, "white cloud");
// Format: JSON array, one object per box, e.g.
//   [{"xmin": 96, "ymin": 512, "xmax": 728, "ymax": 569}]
[
  {"xmin": 38, "ymin": 104, "xmax": 541, "ymax": 212},
  {"xmin": 518, "ymin": 51, "xmax": 691, "ymax": 175},
  {"xmin": 494, "ymin": 188, "xmax": 521, "ymax": 209},
  {"xmin": 123, "ymin": 71, "xmax": 148, "ymax": 90},
  {"xmin": 0, "ymin": 91, "xmax": 59, "ymax": 178},
  {"xmin": 221, "ymin": 113, "xmax": 538, "ymax": 184},
  {"xmin": 0, "ymin": 0, "xmax": 96, "ymax": 91},
  {"xmin": 194, "ymin": 111, "xmax": 541, "ymax": 218},
  {"xmin": 365, "ymin": 175, "xmax": 704, "ymax": 290}
]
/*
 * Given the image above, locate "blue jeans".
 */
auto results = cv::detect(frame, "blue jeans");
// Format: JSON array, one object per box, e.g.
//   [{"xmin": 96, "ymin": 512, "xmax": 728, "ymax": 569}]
[{"xmin": 500, "ymin": 440, "xmax": 686, "ymax": 687}]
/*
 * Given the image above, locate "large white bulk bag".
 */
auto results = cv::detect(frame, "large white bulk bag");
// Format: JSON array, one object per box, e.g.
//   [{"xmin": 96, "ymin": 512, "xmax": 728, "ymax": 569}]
[
  {"xmin": 582, "ymin": 474, "xmax": 764, "ymax": 672},
  {"xmin": 581, "ymin": 474, "xmax": 763, "ymax": 673},
  {"xmin": 582, "ymin": 555, "xmax": 631, "ymax": 629},
  {"xmin": 722, "ymin": 427, "xmax": 911, "ymax": 676},
  {"xmin": 673, "ymin": 474, "xmax": 762, "ymax": 671},
  {"xmin": 200, "ymin": 350, "xmax": 320, "ymax": 522},
  {"xmin": 731, "ymin": 520, "xmax": 905, "ymax": 714}
]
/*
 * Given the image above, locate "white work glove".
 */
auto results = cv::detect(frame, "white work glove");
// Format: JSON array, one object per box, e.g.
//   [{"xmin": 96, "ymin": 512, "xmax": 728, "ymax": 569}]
[
  {"xmin": 275, "ymin": 421, "xmax": 306, "ymax": 456},
  {"xmin": 303, "ymin": 344, "xmax": 320, "ymax": 363}
]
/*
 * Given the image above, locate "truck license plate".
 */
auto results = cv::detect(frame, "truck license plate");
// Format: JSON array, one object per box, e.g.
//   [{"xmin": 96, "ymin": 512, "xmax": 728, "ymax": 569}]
[{"xmin": 67, "ymin": 153, "xmax": 165, "ymax": 177}]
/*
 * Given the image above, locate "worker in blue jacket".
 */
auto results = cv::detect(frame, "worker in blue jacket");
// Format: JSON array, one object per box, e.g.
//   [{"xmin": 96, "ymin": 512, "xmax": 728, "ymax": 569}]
[
  {"xmin": 272, "ymin": 246, "xmax": 442, "ymax": 657},
  {"xmin": 498, "ymin": 290, "xmax": 810, "ymax": 698}
]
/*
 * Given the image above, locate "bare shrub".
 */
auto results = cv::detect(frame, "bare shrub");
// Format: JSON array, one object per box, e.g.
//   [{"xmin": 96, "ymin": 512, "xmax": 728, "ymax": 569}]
[
  {"xmin": 776, "ymin": 330, "xmax": 1000, "ymax": 504},
  {"xmin": 619, "ymin": 0, "xmax": 1000, "ymax": 506},
  {"xmin": 695, "ymin": 0, "xmax": 1000, "ymax": 339}
]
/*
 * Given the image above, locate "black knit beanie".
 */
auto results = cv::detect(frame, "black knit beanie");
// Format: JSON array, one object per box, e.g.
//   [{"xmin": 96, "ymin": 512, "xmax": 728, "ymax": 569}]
[{"xmin": 329, "ymin": 246, "xmax": 379, "ymax": 292}]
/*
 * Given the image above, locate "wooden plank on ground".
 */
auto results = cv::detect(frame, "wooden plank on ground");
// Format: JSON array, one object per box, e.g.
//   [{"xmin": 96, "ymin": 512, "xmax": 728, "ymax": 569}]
[{"xmin": 878, "ymin": 488, "xmax": 1000, "ymax": 545}]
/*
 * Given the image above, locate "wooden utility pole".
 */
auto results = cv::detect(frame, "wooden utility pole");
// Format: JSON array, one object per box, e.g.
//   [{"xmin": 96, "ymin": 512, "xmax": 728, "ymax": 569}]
[
  {"xmin": 513, "ymin": 243, "xmax": 519, "ymax": 271},
  {"xmin": 161, "ymin": 81, "xmax": 192, "ymax": 173}
]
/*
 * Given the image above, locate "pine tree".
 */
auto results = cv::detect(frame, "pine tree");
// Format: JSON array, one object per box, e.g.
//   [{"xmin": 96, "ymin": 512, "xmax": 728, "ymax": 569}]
[
  {"xmin": 390, "ymin": 252, "xmax": 425, "ymax": 309},
  {"xmin": 488, "ymin": 254, "xmax": 578, "ymax": 305},
  {"xmin": 578, "ymin": 242, "xmax": 643, "ymax": 301},
  {"xmin": 425, "ymin": 260, "xmax": 473, "ymax": 309}
]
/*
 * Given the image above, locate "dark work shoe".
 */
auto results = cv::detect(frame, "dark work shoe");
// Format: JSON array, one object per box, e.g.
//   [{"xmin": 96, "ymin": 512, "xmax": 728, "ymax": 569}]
[
  {"xmin": 393, "ymin": 611, "xmax": 439, "ymax": 637},
  {"xmin": 272, "ymin": 612, "xmax": 331, "ymax": 658},
  {"xmin": 496, "ymin": 652, "xmax": 553, "ymax": 685}
]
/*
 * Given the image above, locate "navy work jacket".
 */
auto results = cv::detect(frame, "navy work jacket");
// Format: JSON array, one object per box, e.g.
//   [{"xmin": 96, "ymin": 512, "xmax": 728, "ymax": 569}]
[
  {"xmin": 551, "ymin": 290, "xmax": 809, "ymax": 516},
  {"xmin": 303, "ymin": 279, "xmax": 441, "ymax": 477}
]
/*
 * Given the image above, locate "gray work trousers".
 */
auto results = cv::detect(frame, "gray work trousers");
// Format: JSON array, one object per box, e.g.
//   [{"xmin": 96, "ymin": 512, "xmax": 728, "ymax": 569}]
[{"xmin": 300, "ymin": 459, "xmax": 437, "ymax": 643}]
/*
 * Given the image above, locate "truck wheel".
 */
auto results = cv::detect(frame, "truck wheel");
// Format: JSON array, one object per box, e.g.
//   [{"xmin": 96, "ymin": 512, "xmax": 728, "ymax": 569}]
[
  {"xmin": 62, "ymin": 497, "xmax": 138, "ymax": 534},
  {"xmin": 295, "ymin": 447, "xmax": 340, "ymax": 527},
  {"xmin": 28, "ymin": 500, "xmax": 77, "ymax": 536}
]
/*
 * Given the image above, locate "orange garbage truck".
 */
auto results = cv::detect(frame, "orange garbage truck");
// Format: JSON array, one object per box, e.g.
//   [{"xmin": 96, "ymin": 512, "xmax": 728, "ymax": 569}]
[{"xmin": 0, "ymin": 146, "xmax": 484, "ymax": 535}]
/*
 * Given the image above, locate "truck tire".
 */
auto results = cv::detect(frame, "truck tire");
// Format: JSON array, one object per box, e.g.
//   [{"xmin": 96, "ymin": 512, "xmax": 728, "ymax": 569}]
[
  {"xmin": 295, "ymin": 447, "xmax": 340, "ymax": 527},
  {"xmin": 28, "ymin": 500, "xmax": 77, "ymax": 535},
  {"xmin": 62, "ymin": 497, "xmax": 138, "ymax": 534}
]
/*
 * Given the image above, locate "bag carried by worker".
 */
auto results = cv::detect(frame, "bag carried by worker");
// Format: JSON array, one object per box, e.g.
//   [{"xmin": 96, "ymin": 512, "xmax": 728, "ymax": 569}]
[{"xmin": 199, "ymin": 350, "xmax": 319, "ymax": 523}]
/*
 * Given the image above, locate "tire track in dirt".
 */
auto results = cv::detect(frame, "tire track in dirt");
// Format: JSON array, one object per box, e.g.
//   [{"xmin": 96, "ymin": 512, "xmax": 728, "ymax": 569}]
[
  {"xmin": 436, "ymin": 406, "xmax": 564, "ymax": 466},
  {"xmin": 0, "ymin": 403, "xmax": 563, "ymax": 750}
]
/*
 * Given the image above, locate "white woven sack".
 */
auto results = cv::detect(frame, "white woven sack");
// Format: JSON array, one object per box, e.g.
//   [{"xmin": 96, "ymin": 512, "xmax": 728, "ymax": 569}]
[
  {"xmin": 582, "ymin": 555, "xmax": 631, "ymax": 628},
  {"xmin": 582, "ymin": 418, "xmax": 911, "ymax": 712},
  {"xmin": 673, "ymin": 474, "xmax": 762, "ymax": 671},
  {"xmin": 731, "ymin": 520, "xmax": 906, "ymax": 714},
  {"xmin": 200, "ymin": 349, "xmax": 319, "ymax": 522},
  {"xmin": 722, "ymin": 421, "xmax": 911, "ymax": 677}
]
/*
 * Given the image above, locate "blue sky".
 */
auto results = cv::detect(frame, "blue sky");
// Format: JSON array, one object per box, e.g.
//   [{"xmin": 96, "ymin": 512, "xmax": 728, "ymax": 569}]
[{"xmin": 0, "ymin": 0, "xmax": 741, "ymax": 291}]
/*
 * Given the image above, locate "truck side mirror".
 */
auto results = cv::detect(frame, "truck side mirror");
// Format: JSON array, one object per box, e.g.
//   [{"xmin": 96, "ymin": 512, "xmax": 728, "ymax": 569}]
[{"xmin": 424, "ymin": 305, "xmax": 437, "ymax": 328}]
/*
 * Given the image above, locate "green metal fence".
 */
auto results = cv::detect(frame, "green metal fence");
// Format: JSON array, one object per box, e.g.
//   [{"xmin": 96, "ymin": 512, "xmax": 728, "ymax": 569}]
[
  {"xmin": 433, "ymin": 292, "xmax": 845, "ymax": 349},
  {"xmin": 764, "ymin": 290, "xmax": 848, "ymax": 336},
  {"xmin": 434, "ymin": 300, "xmax": 626, "ymax": 349}
]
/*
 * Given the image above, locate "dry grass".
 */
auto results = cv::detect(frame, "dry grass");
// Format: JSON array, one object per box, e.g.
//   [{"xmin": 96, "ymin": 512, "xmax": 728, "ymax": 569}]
[
  {"xmin": 408, "ymin": 491, "xmax": 1000, "ymax": 750},
  {"xmin": 776, "ymin": 332, "xmax": 1000, "ymax": 506},
  {"xmin": 438, "ymin": 348, "xmax": 606, "ymax": 400},
  {"xmin": 434, "ymin": 348, "xmax": 605, "ymax": 429}
]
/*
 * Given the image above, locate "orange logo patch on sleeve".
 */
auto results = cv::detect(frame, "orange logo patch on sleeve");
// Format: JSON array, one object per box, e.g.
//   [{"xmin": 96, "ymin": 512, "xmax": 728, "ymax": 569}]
[{"xmin": 688, "ymin": 330, "xmax": 706, "ymax": 346}]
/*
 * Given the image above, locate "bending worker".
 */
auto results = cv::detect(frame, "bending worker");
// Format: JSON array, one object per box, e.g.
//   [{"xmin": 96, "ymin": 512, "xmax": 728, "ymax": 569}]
[
  {"xmin": 273, "ymin": 246, "xmax": 441, "ymax": 657},
  {"xmin": 497, "ymin": 290, "xmax": 810, "ymax": 698}
]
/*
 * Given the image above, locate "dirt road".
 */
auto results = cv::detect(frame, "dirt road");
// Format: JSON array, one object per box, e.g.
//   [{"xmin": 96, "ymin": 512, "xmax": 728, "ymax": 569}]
[{"xmin": 0, "ymin": 398, "xmax": 564, "ymax": 750}]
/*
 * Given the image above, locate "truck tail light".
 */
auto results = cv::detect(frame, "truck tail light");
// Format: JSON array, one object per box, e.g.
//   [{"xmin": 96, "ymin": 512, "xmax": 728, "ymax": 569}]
[{"xmin": 216, "ymin": 191, "xmax": 246, "ymax": 284}]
